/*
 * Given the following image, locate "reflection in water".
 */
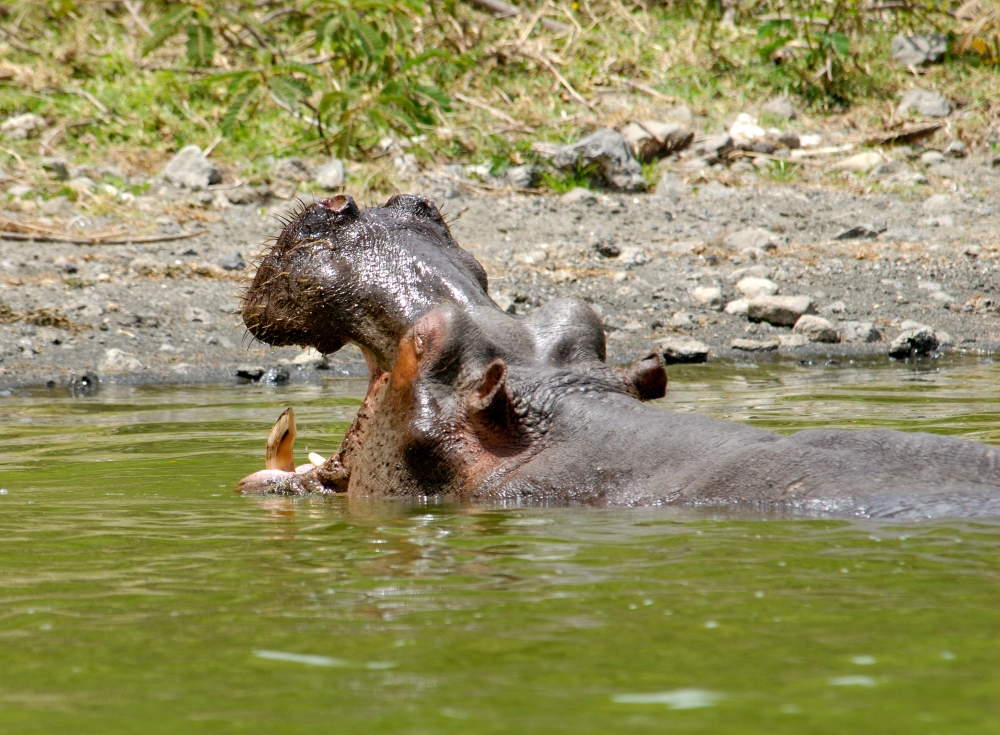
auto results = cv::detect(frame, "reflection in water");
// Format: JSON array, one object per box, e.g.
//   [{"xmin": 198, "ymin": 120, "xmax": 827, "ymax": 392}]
[{"xmin": 1, "ymin": 358, "xmax": 1000, "ymax": 730}]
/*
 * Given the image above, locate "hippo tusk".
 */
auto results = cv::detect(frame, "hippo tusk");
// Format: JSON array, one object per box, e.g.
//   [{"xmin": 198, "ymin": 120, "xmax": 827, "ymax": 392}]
[
  {"xmin": 308, "ymin": 452, "xmax": 326, "ymax": 467},
  {"xmin": 265, "ymin": 407, "xmax": 297, "ymax": 472}
]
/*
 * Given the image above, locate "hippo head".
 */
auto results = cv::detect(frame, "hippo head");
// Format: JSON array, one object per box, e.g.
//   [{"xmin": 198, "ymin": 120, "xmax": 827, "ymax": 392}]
[
  {"xmin": 241, "ymin": 194, "xmax": 491, "ymax": 369},
  {"xmin": 348, "ymin": 303, "xmax": 642, "ymax": 498}
]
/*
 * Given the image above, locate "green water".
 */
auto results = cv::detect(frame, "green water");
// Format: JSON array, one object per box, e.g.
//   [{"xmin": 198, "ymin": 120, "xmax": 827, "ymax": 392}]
[{"xmin": 3, "ymin": 357, "xmax": 1000, "ymax": 733}]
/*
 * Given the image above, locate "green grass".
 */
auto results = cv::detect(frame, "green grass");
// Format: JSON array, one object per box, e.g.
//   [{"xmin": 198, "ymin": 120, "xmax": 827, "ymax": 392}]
[{"xmin": 0, "ymin": 1, "xmax": 997, "ymax": 198}]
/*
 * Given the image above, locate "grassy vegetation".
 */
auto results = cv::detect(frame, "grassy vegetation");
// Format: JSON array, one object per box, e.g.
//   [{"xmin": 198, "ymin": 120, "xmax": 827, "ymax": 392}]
[{"xmin": 0, "ymin": 0, "xmax": 998, "ymax": 195}]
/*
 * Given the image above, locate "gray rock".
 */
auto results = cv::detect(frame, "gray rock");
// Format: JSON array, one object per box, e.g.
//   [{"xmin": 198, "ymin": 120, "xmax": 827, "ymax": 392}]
[
  {"xmin": 54, "ymin": 257, "xmax": 77, "ymax": 274},
  {"xmin": 506, "ymin": 164, "xmax": 537, "ymax": 188},
  {"xmin": 944, "ymin": 139, "xmax": 967, "ymax": 158},
  {"xmin": 292, "ymin": 347, "xmax": 328, "ymax": 368},
  {"xmin": 735, "ymin": 276, "xmax": 778, "ymax": 299},
  {"xmin": 920, "ymin": 150, "xmax": 946, "ymax": 166},
  {"xmin": 621, "ymin": 121, "xmax": 693, "ymax": 161},
  {"xmin": 39, "ymin": 196, "xmax": 72, "ymax": 217},
  {"xmin": 927, "ymin": 162, "xmax": 956, "ymax": 178},
  {"xmin": 778, "ymin": 333, "xmax": 809, "ymax": 348},
  {"xmin": 552, "ymin": 128, "xmax": 646, "ymax": 191},
  {"xmin": 273, "ymin": 157, "xmax": 312, "ymax": 182},
  {"xmin": 163, "ymin": 145, "xmax": 222, "ymax": 190},
  {"xmin": 68, "ymin": 371, "xmax": 99, "ymax": 394},
  {"xmin": 560, "ymin": 187, "xmax": 597, "ymax": 206},
  {"xmin": 98, "ymin": 348, "xmax": 143, "ymax": 373},
  {"xmin": 841, "ymin": 321, "xmax": 882, "ymax": 343},
  {"xmin": 220, "ymin": 251, "xmax": 246, "ymax": 271},
  {"xmin": 42, "ymin": 158, "xmax": 69, "ymax": 181},
  {"xmin": 7, "ymin": 184, "xmax": 33, "ymax": 198},
  {"xmin": 184, "ymin": 306, "xmax": 213, "ymax": 324},
  {"xmin": 870, "ymin": 160, "xmax": 908, "ymax": 179},
  {"xmin": 1, "ymin": 113, "xmax": 47, "ymax": 140},
  {"xmin": 236, "ymin": 366, "xmax": 265, "ymax": 381},
  {"xmin": 888, "ymin": 327, "xmax": 939, "ymax": 358},
  {"xmin": 762, "ymin": 96, "xmax": 796, "ymax": 120},
  {"xmin": 891, "ymin": 33, "xmax": 947, "ymax": 67},
  {"xmin": 655, "ymin": 171, "xmax": 688, "ymax": 199},
  {"xmin": 723, "ymin": 228, "xmax": 780, "ymax": 251},
  {"xmin": 731, "ymin": 338, "xmax": 779, "ymax": 352},
  {"xmin": 660, "ymin": 337, "xmax": 710, "ymax": 364},
  {"xmin": 690, "ymin": 134, "xmax": 734, "ymax": 163},
  {"xmin": 747, "ymin": 295, "xmax": 815, "ymax": 326},
  {"xmin": 921, "ymin": 194, "xmax": 963, "ymax": 215},
  {"xmin": 896, "ymin": 88, "xmax": 951, "ymax": 118},
  {"xmin": 691, "ymin": 285, "xmax": 724, "ymax": 311},
  {"xmin": 777, "ymin": 131, "xmax": 800, "ymax": 149},
  {"xmin": 724, "ymin": 299, "xmax": 749, "ymax": 316},
  {"xmin": 593, "ymin": 237, "xmax": 620, "ymax": 258},
  {"xmin": 793, "ymin": 314, "xmax": 840, "ymax": 343},
  {"xmin": 669, "ymin": 311, "xmax": 694, "ymax": 328},
  {"xmin": 315, "ymin": 159, "xmax": 346, "ymax": 189},
  {"xmin": 225, "ymin": 185, "xmax": 264, "ymax": 205},
  {"xmin": 660, "ymin": 104, "xmax": 694, "ymax": 126}
]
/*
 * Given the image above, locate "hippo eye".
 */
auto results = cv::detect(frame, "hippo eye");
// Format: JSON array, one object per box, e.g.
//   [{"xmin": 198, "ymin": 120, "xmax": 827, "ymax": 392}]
[{"xmin": 384, "ymin": 194, "xmax": 444, "ymax": 223}]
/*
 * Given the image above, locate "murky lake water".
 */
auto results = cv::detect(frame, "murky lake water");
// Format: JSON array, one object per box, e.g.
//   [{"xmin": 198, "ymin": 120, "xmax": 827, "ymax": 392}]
[{"xmin": 2, "ymin": 357, "xmax": 1000, "ymax": 733}]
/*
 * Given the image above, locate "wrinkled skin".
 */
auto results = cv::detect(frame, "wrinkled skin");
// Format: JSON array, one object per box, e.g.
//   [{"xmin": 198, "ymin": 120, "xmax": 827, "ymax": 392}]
[
  {"xmin": 237, "ymin": 194, "xmax": 664, "ymax": 494},
  {"xmin": 350, "ymin": 304, "xmax": 1000, "ymax": 519},
  {"xmin": 237, "ymin": 195, "xmax": 1000, "ymax": 518}
]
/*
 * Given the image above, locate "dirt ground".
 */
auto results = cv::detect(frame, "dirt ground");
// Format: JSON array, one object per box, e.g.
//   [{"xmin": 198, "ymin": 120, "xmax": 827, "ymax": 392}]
[{"xmin": 2, "ymin": 153, "xmax": 999, "ymax": 392}]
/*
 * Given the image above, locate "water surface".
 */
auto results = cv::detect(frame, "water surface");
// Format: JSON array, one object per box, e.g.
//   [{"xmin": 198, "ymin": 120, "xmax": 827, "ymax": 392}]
[{"xmin": 2, "ymin": 357, "xmax": 999, "ymax": 733}]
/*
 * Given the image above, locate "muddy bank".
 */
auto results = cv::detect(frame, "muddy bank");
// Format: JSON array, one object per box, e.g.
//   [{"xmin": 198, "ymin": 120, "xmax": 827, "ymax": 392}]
[{"xmin": 2, "ymin": 169, "xmax": 999, "ymax": 391}]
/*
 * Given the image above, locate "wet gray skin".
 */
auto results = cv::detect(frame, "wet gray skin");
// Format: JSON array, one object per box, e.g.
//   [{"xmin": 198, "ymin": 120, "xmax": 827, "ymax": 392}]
[
  {"xmin": 347, "ymin": 303, "xmax": 1000, "ymax": 519},
  {"xmin": 241, "ymin": 194, "xmax": 661, "ymax": 392}
]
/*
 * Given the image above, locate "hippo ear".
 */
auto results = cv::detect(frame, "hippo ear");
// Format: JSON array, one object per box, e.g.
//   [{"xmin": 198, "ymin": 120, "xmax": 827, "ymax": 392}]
[
  {"xmin": 625, "ymin": 353, "xmax": 668, "ymax": 401},
  {"xmin": 468, "ymin": 359, "xmax": 508, "ymax": 414}
]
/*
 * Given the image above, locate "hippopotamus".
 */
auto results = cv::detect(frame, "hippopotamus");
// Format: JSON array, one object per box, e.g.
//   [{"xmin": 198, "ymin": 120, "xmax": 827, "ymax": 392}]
[{"xmin": 237, "ymin": 195, "xmax": 1000, "ymax": 518}]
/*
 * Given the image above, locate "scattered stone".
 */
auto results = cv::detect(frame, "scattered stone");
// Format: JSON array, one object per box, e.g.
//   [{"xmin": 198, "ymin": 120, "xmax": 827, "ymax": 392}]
[
  {"xmin": 921, "ymin": 194, "xmax": 962, "ymax": 215},
  {"xmin": 1, "ymin": 113, "xmax": 47, "ymax": 140},
  {"xmin": 793, "ymin": 314, "xmax": 840, "ymax": 343},
  {"xmin": 834, "ymin": 151, "xmax": 884, "ymax": 173},
  {"xmin": 747, "ymin": 295, "xmax": 815, "ymax": 326},
  {"xmin": 315, "ymin": 159, "xmax": 345, "ymax": 189},
  {"xmin": 841, "ymin": 321, "xmax": 882, "ymax": 343},
  {"xmin": 98, "ymin": 348, "xmax": 143, "ymax": 373},
  {"xmin": 560, "ymin": 187, "xmax": 597, "ymax": 205},
  {"xmin": 777, "ymin": 131, "xmax": 801, "ymax": 149},
  {"xmin": 655, "ymin": 171, "xmax": 688, "ymax": 199},
  {"xmin": 724, "ymin": 299, "xmax": 748, "ymax": 316},
  {"xmin": 8, "ymin": 184, "xmax": 33, "ymax": 198},
  {"xmin": 778, "ymin": 334, "xmax": 809, "ymax": 348},
  {"xmin": 920, "ymin": 150, "xmax": 946, "ymax": 166},
  {"xmin": 927, "ymin": 162, "xmax": 956, "ymax": 178},
  {"xmin": 891, "ymin": 33, "xmax": 947, "ymax": 67},
  {"xmin": 220, "ymin": 251, "xmax": 246, "ymax": 271},
  {"xmin": 659, "ymin": 104, "xmax": 694, "ymax": 126},
  {"xmin": 735, "ymin": 276, "xmax": 778, "ymax": 299},
  {"xmin": 888, "ymin": 327, "xmax": 939, "ymax": 358},
  {"xmin": 723, "ymin": 228, "xmax": 780, "ymax": 252},
  {"xmin": 762, "ymin": 96, "xmax": 796, "ymax": 120},
  {"xmin": 133, "ymin": 314, "xmax": 160, "ymax": 329},
  {"xmin": 731, "ymin": 338, "xmax": 779, "ymax": 352},
  {"xmin": 163, "ymin": 145, "xmax": 222, "ymax": 190},
  {"xmin": 870, "ymin": 160, "xmax": 909, "ymax": 179},
  {"xmin": 39, "ymin": 196, "xmax": 72, "ymax": 217},
  {"xmin": 292, "ymin": 347, "xmax": 328, "ymax": 368},
  {"xmin": 660, "ymin": 337, "xmax": 710, "ymax": 364},
  {"xmin": 225, "ymin": 185, "xmax": 264, "ymax": 205},
  {"xmin": 922, "ymin": 214, "xmax": 954, "ymax": 228},
  {"xmin": 896, "ymin": 88, "xmax": 951, "ymax": 118},
  {"xmin": 593, "ymin": 238, "xmax": 620, "ymax": 258},
  {"xmin": 67, "ymin": 176, "xmax": 96, "ymax": 195},
  {"xmin": 943, "ymin": 139, "xmax": 967, "ymax": 158},
  {"xmin": 669, "ymin": 311, "xmax": 694, "ymax": 328},
  {"xmin": 690, "ymin": 134, "xmax": 734, "ymax": 163},
  {"xmin": 184, "ymin": 306, "xmax": 213, "ymax": 324},
  {"xmin": 236, "ymin": 366, "xmax": 265, "ymax": 381},
  {"xmin": 41, "ymin": 158, "xmax": 69, "ymax": 181},
  {"xmin": 551, "ymin": 128, "xmax": 646, "ymax": 191},
  {"xmin": 273, "ymin": 157, "xmax": 312, "ymax": 182},
  {"xmin": 506, "ymin": 164, "xmax": 538, "ymax": 188},
  {"xmin": 68, "ymin": 371, "xmax": 99, "ymax": 394},
  {"xmin": 53, "ymin": 257, "xmax": 77, "ymax": 274},
  {"xmin": 691, "ymin": 286, "xmax": 724, "ymax": 311},
  {"xmin": 833, "ymin": 223, "xmax": 886, "ymax": 240},
  {"xmin": 729, "ymin": 114, "xmax": 767, "ymax": 148},
  {"xmin": 621, "ymin": 121, "xmax": 693, "ymax": 160}
]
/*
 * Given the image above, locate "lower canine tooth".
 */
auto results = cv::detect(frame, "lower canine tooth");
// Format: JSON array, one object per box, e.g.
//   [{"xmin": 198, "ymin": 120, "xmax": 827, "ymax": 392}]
[{"xmin": 308, "ymin": 452, "xmax": 325, "ymax": 467}]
